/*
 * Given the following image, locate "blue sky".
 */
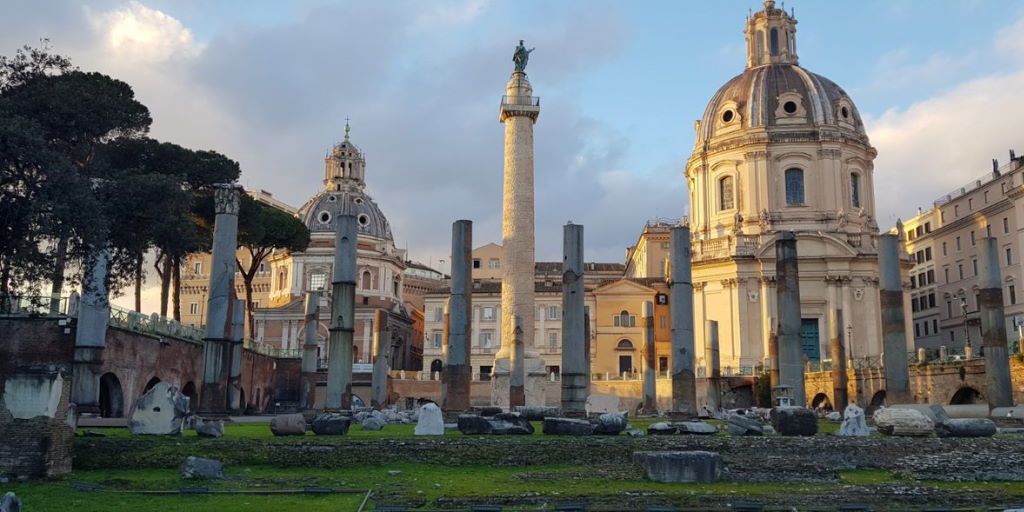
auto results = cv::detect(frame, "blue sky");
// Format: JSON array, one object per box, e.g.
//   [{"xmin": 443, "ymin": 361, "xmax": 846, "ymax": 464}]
[{"xmin": 4, "ymin": 0, "xmax": 1024, "ymax": 308}]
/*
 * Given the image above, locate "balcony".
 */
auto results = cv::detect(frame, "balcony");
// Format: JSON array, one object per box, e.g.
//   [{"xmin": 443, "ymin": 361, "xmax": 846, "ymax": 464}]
[{"xmin": 692, "ymin": 234, "xmax": 760, "ymax": 263}]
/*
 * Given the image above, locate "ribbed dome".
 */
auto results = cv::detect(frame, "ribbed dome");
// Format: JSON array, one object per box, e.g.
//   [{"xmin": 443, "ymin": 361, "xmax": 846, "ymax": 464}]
[
  {"xmin": 697, "ymin": 64, "xmax": 866, "ymax": 143},
  {"xmin": 299, "ymin": 189, "xmax": 393, "ymax": 240}
]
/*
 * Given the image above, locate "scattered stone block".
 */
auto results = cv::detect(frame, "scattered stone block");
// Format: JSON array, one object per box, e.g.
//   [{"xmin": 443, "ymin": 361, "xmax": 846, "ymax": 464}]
[
  {"xmin": 725, "ymin": 414, "xmax": 764, "ymax": 436},
  {"xmin": 633, "ymin": 451, "xmax": 722, "ymax": 483},
  {"xmin": 593, "ymin": 412, "xmax": 627, "ymax": 435},
  {"xmin": 194, "ymin": 417, "xmax": 224, "ymax": 438},
  {"xmin": 473, "ymin": 406, "xmax": 502, "ymax": 417},
  {"xmin": 935, "ymin": 418, "xmax": 997, "ymax": 438},
  {"xmin": 626, "ymin": 429, "xmax": 645, "ymax": 437},
  {"xmin": 873, "ymin": 407, "xmax": 934, "ymax": 437},
  {"xmin": 490, "ymin": 412, "xmax": 534, "ymax": 435},
  {"xmin": 311, "ymin": 413, "xmax": 351, "ymax": 436},
  {"xmin": 514, "ymin": 406, "xmax": 560, "ymax": 421},
  {"xmin": 825, "ymin": 411, "xmax": 842, "ymax": 423},
  {"xmin": 361, "ymin": 416, "xmax": 385, "ymax": 431},
  {"xmin": 180, "ymin": 456, "xmax": 224, "ymax": 479},
  {"xmin": 891, "ymin": 404, "xmax": 950, "ymax": 424},
  {"xmin": 457, "ymin": 414, "xmax": 494, "ymax": 435},
  {"xmin": 771, "ymin": 407, "xmax": 818, "ymax": 436},
  {"xmin": 837, "ymin": 404, "xmax": 869, "ymax": 437},
  {"xmin": 674, "ymin": 421, "xmax": 717, "ymax": 435},
  {"xmin": 0, "ymin": 492, "xmax": 21, "ymax": 512},
  {"xmin": 127, "ymin": 382, "xmax": 190, "ymax": 435},
  {"xmin": 270, "ymin": 413, "xmax": 306, "ymax": 436},
  {"xmin": 542, "ymin": 417, "xmax": 595, "ymax": 436},
  {"xmin": 414, "ymin": 402, "xmax": 444, "ymax": 436},
  {"xmin": 646, "ymin": 422, "xmax": 677, "ymax": 435},
  {"xmin": 991, "ymin": 407, "xmax": 1024, "ymax": 421}
]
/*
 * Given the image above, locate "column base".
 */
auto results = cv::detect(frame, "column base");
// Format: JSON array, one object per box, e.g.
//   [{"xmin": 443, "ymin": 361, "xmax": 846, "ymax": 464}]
[{"xmin": 490, "ymin": 357, "xmax": 547, "ymax": 409}]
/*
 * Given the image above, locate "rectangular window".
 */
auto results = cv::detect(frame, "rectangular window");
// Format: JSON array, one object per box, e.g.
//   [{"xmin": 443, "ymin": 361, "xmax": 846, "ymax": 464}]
[
  {"xmin": 479, "ymin": 365, "xmax": 492, "ymax": 382},
  {"xmin": 193, "ymin": 261, "xmax": 202, "ymax": 274},
  {"xmin": 472, "ymin": 259, "xmax": 481, "ymax": 269},
  {"xmin": 547, "ymin": 306, "xmax": 560, "ymax": 320},
  {"xmin": 923, "ymin": 322, "xmax": 929, "ymax": 336},
  {"xmin": 969, "ymin": 198, "xmax": 974, "ymax": 210},
  {"xmin": 910, "ymin": 275, "xmax": 917, "ymax": 289},
  {"xmin": 911, "ymin": 297, "xmax": 919, "ymax": 312},
  {"xmin": 1007, "ymin": 247, "xmax": 1013, "ymax": 266},
  {"xmin": 434, "ymin": 308, "xmax": 443, "ymax": 322},
  {"xmin": 433, "ymin": 332, "xmax": 443, "ymax": 348},
  {"xmin": 1004, "ymin": 217, "xmax": 1010, "ymax": 234},
  {"xmin": 189, "ymin": 303, "xmax": 199, "ymax": 315},
  {"xmin": 481, "ymin": 331, "xmax": 493, "ymax": 347},
  {"xmin": 482, "ymin": 306, "xmax": 495, "ymax": 320},
  {"xmin": 944, "ymin": 268, "xmax": 950, "ymax": 283},
  {"xmin": 258, "ymin": 262, "xmax": 267, "ymax": 273},
  {"xmin": 956, "ymin": 237, "xmax": 962, "ymax": 251},
  {"xmin": 914, "ymin": 323, "xmax": 920, "ymax": 338},
  {"xmin": 927, "ymin": 269, "xmax": 935, "ymax": 285},
  {"xmin": 1011, "ymin": 285, "xmax": 1017, "ymax": 305},
  {"xmin": 548, "ymin": 331, "xmax": 558, "ymax": 348},
  {"xmin": 932, "ymin": 319, "xmax": 938, "ymax": 333},
  {"xmin": 309, "ymin": 273, "xmax": 326, "ymax": 290},
  {"xmin": 958, "ymin": 264, "xmax": 964, "ymax": 280},
  {"xmin": 942, "ymin": 242, "xmax": 948, "ymax": 256},
  {"xmin": 850, "ymin": 173, "xmax": 861, "ymax": 208},
  {"xmin": 987, "ymin": 225, "xmax": 993, "ymax": 237},
  {"xmin": 984, "ymin": 191, "xmax": 989, "ymax": 204},
  {"xmin": 972, "ymin": 259, "xmax": 978, "ymax": 276},
  {"xmin": 613, "ymin": 315, "xmax": 620, "ymax": 327},
  {"xmin": 971, "ymin": 231, "xmax": 976, "ymax": 246},
  {"xmin": 488, "ymin": 259, "xmax": 500, "ymax": 269},
  {"xmin": 925, "ymin": 222, "xmax": 932, "ymax": 233},
  {"xmin": 946, "ymin": 301, "xmax": 953, "ymax": 318},
  {"xmin": 929, "ymin": 293, "xmax": 936, "ymax": 309},
  {"xmin": 955, "ymin": 205, "xmax": 960, "ymax": 217},
  {"xmin": 925, "ymin": 247, "xmax": 932, "ymax": 261}
]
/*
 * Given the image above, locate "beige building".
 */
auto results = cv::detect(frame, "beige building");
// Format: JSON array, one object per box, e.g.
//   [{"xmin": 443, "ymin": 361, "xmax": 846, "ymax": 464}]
[
  {"xmin": 899, "ymin": 154, "xmax": 1024, "ymax": 353},
  {"xmin": 685, "ymin": 1, "xmax": 895, "ymax": 373}
]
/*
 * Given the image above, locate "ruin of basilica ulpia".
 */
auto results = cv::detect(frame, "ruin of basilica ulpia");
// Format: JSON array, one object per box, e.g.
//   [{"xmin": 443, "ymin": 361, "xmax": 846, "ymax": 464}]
[{"xmin": 3, "ymin": 1, "xmax": 1024, "ymax": 510}]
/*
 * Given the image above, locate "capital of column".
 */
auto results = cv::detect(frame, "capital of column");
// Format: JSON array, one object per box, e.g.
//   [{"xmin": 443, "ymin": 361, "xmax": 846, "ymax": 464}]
[{"xmin": 214, "ymin": 183, "xmax": 242, "ymax": 215}]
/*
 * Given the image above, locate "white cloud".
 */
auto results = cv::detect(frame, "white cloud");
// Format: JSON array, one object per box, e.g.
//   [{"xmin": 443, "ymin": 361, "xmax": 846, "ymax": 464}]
[
  {"xmin": 416, "ymin": 0, "xmax": 491, "ymax": 26},
  {"xmin": 87, "ymin": 0, "xmax": 201, "ymax": 62},
  {"xmin": 867, "ymin": 68, "xmax": 1024, "ymax": 227}
]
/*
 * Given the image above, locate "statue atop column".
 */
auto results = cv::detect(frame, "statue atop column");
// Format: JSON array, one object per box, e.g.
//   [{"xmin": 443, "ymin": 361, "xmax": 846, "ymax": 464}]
[{"xmin": 513, "ymin": 40, "xmax": 534, "ymax": 73}]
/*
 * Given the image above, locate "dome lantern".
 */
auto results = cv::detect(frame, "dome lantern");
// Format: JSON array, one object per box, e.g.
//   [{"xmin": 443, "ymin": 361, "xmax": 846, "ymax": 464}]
[
  {"xmin": 324, "ymin": 118, "xmax": 367, "ymax": 192},
  {"xmin": 745, "ymin": 0, "xmax": 799, "ymax": 69}
]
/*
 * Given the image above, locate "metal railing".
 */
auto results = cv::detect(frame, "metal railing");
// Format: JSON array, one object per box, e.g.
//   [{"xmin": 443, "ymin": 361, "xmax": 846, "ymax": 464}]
[
  {"xmin": 248, "ymin": 339, "xmax": 301, "ymax": 359},
  {"xmin": 0, "ymin": 294, "xmax": 70, "ymax": 316},
  {"xmin": 107, "ymin": 304, "xmax": 205, "ymax": 342},
  {"xmin": 500, "ymin": 95, "xmax": 540, "ymax": 107}
]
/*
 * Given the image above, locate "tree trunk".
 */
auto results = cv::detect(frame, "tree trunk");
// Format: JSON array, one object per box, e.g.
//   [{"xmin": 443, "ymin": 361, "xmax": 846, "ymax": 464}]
[
  {"xmin": 244, "ymin": 277, "xmax": 255, "ymax": 339},
  {"xmin": 49, "ymin": 236, "xmax": 68, "ymax": 314},
  {"xmin": 154, "ymin": 252, "xmax": 171, "ymax": 317},
  {"xmin": 134, "ymin": 251, "xmax": 143, "ymax": 312},
  {"xmin": 172, "ymin": 254, "xmax": 182, "ymax": 321}
]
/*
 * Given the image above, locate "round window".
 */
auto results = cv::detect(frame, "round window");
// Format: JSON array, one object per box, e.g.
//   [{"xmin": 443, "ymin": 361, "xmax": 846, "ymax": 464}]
[
  {"xmin": 783, "ymin": 101, "xmax": 798, "ymax": 114},
  {"xmin": 841, "ymin": 106, "xmax": 850, "ymax": 119},
  {"xmin": 721, "ymin": 110, "xmax": 734, "ymax": 123},
  {"xmin": 327, "ymin": 195, "xmax": 337, "ymax": 202},
  {"xmin": 357, "ymin": 214, "xmax": 370, "ymax": 226},
  {"xmin": 354, "ymin": 198, "xmax": 364, "ymax": 205},
  {"xmin": 318, "ymin": 212, "xmax": 331, "ymax": 224}
]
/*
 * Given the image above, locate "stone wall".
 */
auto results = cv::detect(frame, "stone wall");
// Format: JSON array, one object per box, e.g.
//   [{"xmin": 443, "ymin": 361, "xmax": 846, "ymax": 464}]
[{"xmin": 0, "ymin": 367, "xmax": 74, "ymax": 480}]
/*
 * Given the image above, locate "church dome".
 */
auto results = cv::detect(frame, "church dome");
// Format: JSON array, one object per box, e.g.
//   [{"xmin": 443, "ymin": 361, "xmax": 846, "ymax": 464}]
[
  {"xmin": 299, "ymin": 189, "xmax": 393, "ymax": 240},
  {"xmin": 697, "ymin": 64, "xmax": 867, "ymax": 143}
]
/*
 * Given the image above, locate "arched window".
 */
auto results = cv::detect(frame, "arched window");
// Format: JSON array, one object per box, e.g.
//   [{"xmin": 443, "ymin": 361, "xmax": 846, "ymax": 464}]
[
  {"xmin": 361, "ymin": 270, "xmax": 372, "ymax": 290},
  {"xmin": 393, "ymin": 279, "xmax": 400, "ymax": 296},
  {"xmin": 785, "ymin": 168, "xmax": 805, "ymax": 206},
  {"xmin": 770, "ymin": 28, "xmax": 779, "ymax": 56},
  {"xmin": 755, "ymin": 30, "xmax": 765, "ymax": 62},
  {"xmin": 850, "ymin": 173, "xmax": 861, "ymax": 208},
  {"xmin": 719, "ymin": 176, "xmax": 735, "ymax": 210},
  {"xmin": 616, "ymin": 339, "xmax": 635, "ymax": 350},
  {"xmin": 614, "ymin": 310, "xmax": 635, "ymax": 327},
  {"xmin": 277, "ymin": 269, "xmax": 288, "ymax": 290}
]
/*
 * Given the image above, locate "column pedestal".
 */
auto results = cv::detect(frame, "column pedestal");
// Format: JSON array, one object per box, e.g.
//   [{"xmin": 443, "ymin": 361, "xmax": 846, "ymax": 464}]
[{"xmin": 491, "ymin": 356, "xmax": 547, "ymax": 409}]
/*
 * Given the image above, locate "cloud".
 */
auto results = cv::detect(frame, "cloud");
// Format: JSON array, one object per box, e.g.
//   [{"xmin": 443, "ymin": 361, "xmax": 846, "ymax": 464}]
[{"xmin": 87, "ymin": 0, "xmax": 201, "ymax": 62}]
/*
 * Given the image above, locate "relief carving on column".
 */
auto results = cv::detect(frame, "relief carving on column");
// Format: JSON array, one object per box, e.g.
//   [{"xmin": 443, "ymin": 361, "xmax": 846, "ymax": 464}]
[{"xmin": 214, "ymin": 183, "xmax": 241, "ymax": 215}]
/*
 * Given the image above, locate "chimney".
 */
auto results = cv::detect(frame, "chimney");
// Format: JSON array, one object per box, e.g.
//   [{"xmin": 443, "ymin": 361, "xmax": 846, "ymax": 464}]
[
  {"xmin": 1012, "ymin": 149, "xmax": 1017, "ymax": 161},
  {"xmin": 993, "ymin": 158, "xmax": 1000, "ymax": 173}
]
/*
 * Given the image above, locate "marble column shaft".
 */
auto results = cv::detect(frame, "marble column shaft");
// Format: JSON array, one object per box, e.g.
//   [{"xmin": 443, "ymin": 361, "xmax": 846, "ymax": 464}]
[
  {"xmin": 828, "ymin": 308, "xmax": 848, "ymax": 413},
  {"xmin": 775, "ymin": 231, "xmax": 805, "ymax": 406},
  {"xmin": 878, "ymin": 234, "xmax": 909, "ymax": 403},
  {"xmin": 443, "ymin": 220, "xmax": 472, "ymax": 411},
  {"xmin": 561, "ymin": 223, "xmax": 587, "ymax": 414},
  {"xmin": 510, "ymin": 316, "xmax": 525, "ymax": 408},
  {"xmin": 228, "ymin": 298, "xmax": 244, "ymax": 413},
  {"xmin": 642, "ymin": 301, "xmax": 657, "ymax": 412},
  {"xmin": 301, "ymin": 291, "xmax": 319, "ymax": 410},
  {"xmin": 978, "ymin": 237, "xmax": 1014, "ymax": 408},
  {"xmin": 706, "ymin": 319, "xmax": 721, "ymax": 411},
  {"xmin": 72, "ymin": 247, "xmax": 112, "ymax": 412},
  {"xmin": 326, "ymin": 214, "xmax": 357, "ymax": 410},
  {"xmin": 371, "ymin": 309, "xmax": 389, "ymax": 410},
  {"xmin": 669, "ymin": 225, "xmax": 697, "ymax": 414},
  {"xmin": 200, "ymin": 184, "xmax": 240, "ymax": 414}
]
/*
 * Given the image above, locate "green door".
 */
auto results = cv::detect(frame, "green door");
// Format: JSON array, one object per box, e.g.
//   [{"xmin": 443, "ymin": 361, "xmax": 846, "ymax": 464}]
[{"xmin": 800, "ymin": 318, "xmax": 820, "ymax": 361}]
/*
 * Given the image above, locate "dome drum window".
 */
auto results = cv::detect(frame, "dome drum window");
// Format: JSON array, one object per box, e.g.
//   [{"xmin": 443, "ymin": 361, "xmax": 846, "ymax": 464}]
[
  {"xmin": 357, "ymin": 214, "xmax": 370, "ymax": 226},
  {"xmin": 775, "ymin": 92, "xmax": 806, "ymax": 122},
  {"xmin": 785, "ymin": 168, "xmax": 805, "ymax": 206},
  {"xmin": 318, "ymin": 211, "xmax": 332, "ymax": 224}
]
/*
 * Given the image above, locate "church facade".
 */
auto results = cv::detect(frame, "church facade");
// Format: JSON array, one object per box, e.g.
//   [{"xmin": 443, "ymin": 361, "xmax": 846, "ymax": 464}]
[{"xmin": 685, "ymin": 1, "xmax": 903, "ymax": 374}]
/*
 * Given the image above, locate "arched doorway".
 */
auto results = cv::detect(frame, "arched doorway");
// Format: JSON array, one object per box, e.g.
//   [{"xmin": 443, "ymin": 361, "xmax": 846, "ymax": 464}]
[
  {"xmin": 98, "ymin": 373, "xmax": 124, "ymax": 418},
  {"xmin": 866, "ymin": 390, "xmax": 886, "ymax": 416},
  {"xmin": 811, "ymin": 393, "xmax": 832, "ymax": 411},
  {"xmin": 616, "ymin": 339, "xmax": 635, "ymax": 375},
  {"xmin": 143, "ymin": 376, "xmax": 161, "ymax": 393},
  {"xmin": 950, "ymin": 386, "xmax": 984, "ymax": 405},
  {"xmin": 430, "ymin": 359, "xmax": 443, "ymax": 374},
  {"xmin": 353, "ymin": 344, "xmax": 360, "ymax": 363},
  {"xmin": 181, "ymin": 381, "xmax": 198, "ymax": 412}
]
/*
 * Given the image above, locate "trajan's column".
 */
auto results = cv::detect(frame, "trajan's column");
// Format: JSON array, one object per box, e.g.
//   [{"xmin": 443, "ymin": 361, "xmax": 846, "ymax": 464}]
[{"xmin": 493, "ymin": 40, "xmax": 545, "ymax": 408}]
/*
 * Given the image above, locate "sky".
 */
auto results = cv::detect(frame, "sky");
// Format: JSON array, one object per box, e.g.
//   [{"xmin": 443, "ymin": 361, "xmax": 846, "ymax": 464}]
[{"xmin": 4, "ymin": 0, "xmax": 1024, "ymax": 311}]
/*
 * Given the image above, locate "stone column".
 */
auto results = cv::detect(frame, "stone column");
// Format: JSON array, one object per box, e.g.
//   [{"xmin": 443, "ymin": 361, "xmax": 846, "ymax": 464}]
[
  {"xmin": 561, "ymin": 223, "xmax": 587, "ymax": 415},
  {"xmin": 669, "ymin": 225, "xmax": 697, "ymax": 414},
  {"xmin": 498, "ymin": 70, "xmax": 539, "ymax": 357},
  {"xmin": 706, "ymin": 319, "xmax": 721, "ymax": 411},
  {"xmin": 767, "ymin": 323, "xmax": 779, "ymax": 388},
  {"xmin": 228, "ymin": 298, "xmax": 244, "ymax": 413},
  {"xmin": 301, "ymin": 291, "xmax": 319, "ymax": 410},
  {"xmin": 326, "ymin": 214, "xmax": 357, "ymax": 410},
  {"xmin": 642, "ymin": 301, "xmax": 657, "ymax": 413},
  {"xmin": 371, "ymin": 309, "xmax": 389, "ymax": 410},
  {"xmin": 510, "ymin": 316, "xmax": 525, "ymax": 409},
  {"xmin": 775, "ymin": 231, "xmax": 805, "ymax": 406},
  {"xmin": 979, "ymin": 237, "xmax": 1014, "ymax": 407},
  {"xmin": 443, "ymin": 220, "xmax": 472, "ymax": 411},
  {"xmin": 199, "ymin": 184, "xmax": 240, "ymax": 415},
  {"xmin": 878, "ymin": 234, "xmax": 910, "ymax": 404},
  {"xmin": 829, "ymin": 308, "xmax": 848, "ymax": 414},
  {"xmin": 71, "ymin": 247, "xmax": 111, "ymax": 414}
]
